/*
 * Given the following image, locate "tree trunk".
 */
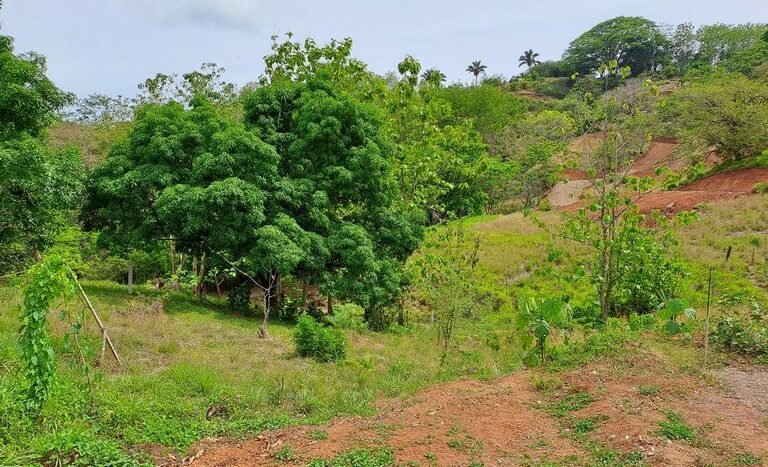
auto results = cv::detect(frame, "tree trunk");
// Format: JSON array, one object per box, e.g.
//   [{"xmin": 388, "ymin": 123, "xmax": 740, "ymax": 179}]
[{"xmin": 327, "ymin": 295, "xmax": 333, "ymax": 315}]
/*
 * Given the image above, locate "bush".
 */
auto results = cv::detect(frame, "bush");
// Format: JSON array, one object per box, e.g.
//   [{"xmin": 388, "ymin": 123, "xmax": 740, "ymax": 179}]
[
  {"xmin": 227, "ymin": 283, "xmax": 251, "ymax": 314},
  {"xmin": 293, "ymin": 315, "xmax": 347, "ymax": 362},
  {"xmin": 752, "ymin": 181, "xmax": 768, "ymax": 194},
  {"xmin": 710, "ymin": 303, "xmax": 768, "ymax": 359}
]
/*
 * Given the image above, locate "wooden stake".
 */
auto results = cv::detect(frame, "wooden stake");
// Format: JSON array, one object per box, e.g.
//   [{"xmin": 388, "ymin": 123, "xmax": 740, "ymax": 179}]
[{"xmin": 70, "ymin": 271, "xmax": 123, "ymax": 366}]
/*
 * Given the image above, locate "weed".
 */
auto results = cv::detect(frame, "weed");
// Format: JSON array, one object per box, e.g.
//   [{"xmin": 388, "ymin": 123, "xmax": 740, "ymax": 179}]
[
  {"xmin": 735, "ymin": 452, "xmax": 763, "ymax": 466},
  {"xmin": 310, "ymin": 430, "xmax": 328, "ymax": 441},
  {"xmin": 424, "ymin": 451, "xmax": 437, "ymax": 461},
  {"xmin": 659, "ymin": 411, "xmax": 695, "ymax": 441},
  {"xmin": 571, "ymin": 417, "xmax": 597, "ymax": 437},
  {"xmin": 447, "ymin": 434, "xmax": 483, "ymax": 456},
  {"xmin": 274, "ymin": 444, "xmax": 295, "ymax": 462},
  {"xmin": 546, "ymin": 391, "xmax": 595, "ymax": 418},
  {"xmin": 530, "ymin": 375, "xmax": 564, "ymax": 392},
  {"xmin": 308, "ymin": 447, "xmax": 395, "ymax": 466},
  {"xmin": 637, "ymin": 385, "xmax": 660, "ymax": 396}
]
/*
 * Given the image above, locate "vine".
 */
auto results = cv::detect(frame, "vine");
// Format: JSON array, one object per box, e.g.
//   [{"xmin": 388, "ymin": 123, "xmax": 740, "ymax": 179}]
[{"xmin": 19, "ymin": 255, "xmax": 75, "ymax": 413}]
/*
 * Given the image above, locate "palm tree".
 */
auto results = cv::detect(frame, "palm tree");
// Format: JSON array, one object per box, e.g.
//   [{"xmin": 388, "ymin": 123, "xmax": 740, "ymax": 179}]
[
  {"xmin": 465, "ymin": 60, "xmax": 487, "ymax": 85},
  {"xmin": 518, "ymin": 49, "xmax": 541, "ymax": 68},
  {"xmin": 421, "ymin": 68, "xmax": 447, "ymax": 86}
]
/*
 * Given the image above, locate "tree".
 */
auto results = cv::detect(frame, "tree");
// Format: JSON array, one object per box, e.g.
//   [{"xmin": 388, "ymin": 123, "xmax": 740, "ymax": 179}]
[
  {"xmin": 242, "ymin": 76, "xmax": 422, "ymax": 330},
  {"xmin": 66, "ymin": 93, "xmax": 133, "ymax": 124},
  {"xmin": 465, "ymin": 60, "xmax": 487, "ymax": 85},
  {"xmin": 135, "ymin": 63, "xmax": 238, "ymax": 108},
  {"xmin": 695, "ymin": 23, "xmax": 766, "ymax": 68},
  {"xmin": 662, "ymin": 73, "xmax": 768, "ymax": 160},
  {"xmin": 518, "ymin": 49, "xmax": 541, "ymax": 68},
  {"xmin": 421, "ymin": 68, "xmax": 446, "ymax": 86},
  {"xmin": 667, "ymin": 23, "xmax": 698, "ymax": 76},
  {"xmin": 554, "ymin": 63, "xmax": 686, "ymax": 319},
  {"xmin": 0, "ymin": 36, "xmax": 72, "ymax": 140},
  {"xmin": 0, "ymin": 35, "xmax": 82, "ymax": 273},
  {"xmin": 563, "ymin": 17, "xmax": 669, "ymax": 76},
  {"xmin": 412, "ymin": 227, "xmax": 482, "ymax": 364}
]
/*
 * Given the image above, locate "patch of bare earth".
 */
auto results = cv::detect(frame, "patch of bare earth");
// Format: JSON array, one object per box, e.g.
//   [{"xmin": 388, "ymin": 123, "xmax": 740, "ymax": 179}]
[{"xmin": 182, "ymin": 348, "xmax": 768, "ymax": 467}]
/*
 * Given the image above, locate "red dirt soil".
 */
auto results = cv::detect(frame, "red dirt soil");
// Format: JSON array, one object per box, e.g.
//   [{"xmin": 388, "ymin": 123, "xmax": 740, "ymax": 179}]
[
  {"xmin": 177, "ymin": 348, "xmax": 768, "ymax": 467},
  {"xmin": 635, "ymin": 167, "xmax": 768, "ymax": 214}
]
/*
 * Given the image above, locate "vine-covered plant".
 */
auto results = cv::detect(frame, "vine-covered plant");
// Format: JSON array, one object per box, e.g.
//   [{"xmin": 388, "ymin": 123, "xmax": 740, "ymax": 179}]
[{"xmin": 19, "ymin": 255, "xmax": 74, "ymax": 413}]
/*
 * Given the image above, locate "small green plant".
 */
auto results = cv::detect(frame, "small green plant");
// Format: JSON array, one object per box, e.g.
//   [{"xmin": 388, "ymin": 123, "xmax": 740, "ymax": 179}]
[
  {"xmin": 659, "ymin": 411, "xmax": 694, "ymax": 441},
  {"xmin": 516, "ymin": 297, "xmax": 573, "ymax": 363},
  {"xmin": 530, "ymin": 375, "xmax": 564, "ymax": 392},
  {"xmin": 293, "ymin": 314, "xmax": 347, "ymax": 362},
  {"xmin": 637, "ymin": 385, "xmax": 660, "ymax": 396},
  {"xmin": 546, "ymin": 391, "xmax": 595, "ymax": 418},
  {"xmin": 752, "ymin": 181, "xmax": 768, "ymax": 194},
  {"xmin": 572, "ymin": 417, "xmax": 597, "ymax": 437},
  {"xmin": 657, "ymin": 297, "xmax": 696, "ymax": 335},
  {"xmin": 308, "ymin": 447, "xmax": 395, "ymax": 466},
  {"xmin": 274, "ymin": 444, "xmax": 295, "ymax": 461},
  {"xmin": 424, "ymin": 451, "xmax": 437, "ymax": 461},
  {"xmin": 310, "ymin": 430, "xmax": 328, "ymax": 441},
  {"xmin": 735, "ymin": 452, "xmax": 762, "ymax": 466},
  {"xmin": 710, "ymin": 303, "xmax": 768, "ymax": 358}
]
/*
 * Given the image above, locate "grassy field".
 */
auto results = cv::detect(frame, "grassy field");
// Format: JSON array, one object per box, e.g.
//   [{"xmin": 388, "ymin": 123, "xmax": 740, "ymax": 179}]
[{"xmin": 1, "ymin": 195, "xmax": 766, "ymax": 465}]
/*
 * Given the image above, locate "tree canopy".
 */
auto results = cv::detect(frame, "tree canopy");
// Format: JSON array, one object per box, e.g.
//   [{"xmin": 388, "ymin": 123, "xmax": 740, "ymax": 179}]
[{"xmin": 563, "ymin": 16, "xmax": 669, "ymax": 76}]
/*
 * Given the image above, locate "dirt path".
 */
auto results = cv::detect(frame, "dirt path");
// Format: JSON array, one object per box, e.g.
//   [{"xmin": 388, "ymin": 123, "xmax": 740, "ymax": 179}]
[{"xmin": 180, "ymin": 350, "xmax": 768, "ymax": 467}]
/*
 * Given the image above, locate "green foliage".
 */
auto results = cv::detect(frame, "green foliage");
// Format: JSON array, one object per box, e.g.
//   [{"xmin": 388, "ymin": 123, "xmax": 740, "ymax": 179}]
[
  {"xmin": 544, "ymin": 391, "xmax": 594, "ymax": 418},
  {"xmin": 662, "ymin": 73, "xmax": 768, "ymax": 160},
  {"xmin": 309, "ymin": 447, "xmax": 395, "ymax": 467},
  {"xmin": 439, "ymin": 84, "xmax": 526, "ymax": 137},
  {"xmin": 293, "ymin": 314, "xmax": 347, "ymax": 362},
  {"xmin": 637, "ymin": 385, "xmax": 660, "ymax": 396},
  {"xmin": 695, "ymin": 23, "xmax": 767, "ymax": 70},
  {"xmin": 657, "ymin": 297, "xmax": 696, "ymax": 335},
  {"xmin": 412, "ymin": 227, "xmax": 482, "ymax": 363},
  {"xmin": 227, "ymin": 283, "xmax": 252, "ymax": 314},
  {"xmin": 0, "ymin": 138, "xmax": 83, "ymax": 273},
  {"xmin": 19, "ymin": 255, "xmax": 74, "ymax": 413},
  {"xmin": 658, "ymin": 411, "xmax": 695, "ymax": 441},
  {"xmin": 516, "ymin": 297, "xmax": 573, "ymax": 364},
  {"xmin": 0, "ymin": 36, "xmax": 83, "ymax": 273},
  {"xmin": 36, "ymin": 430, "xmax": 137, "ymax": 466},
  {"xmin": 710, "ymin": 302, "xmax": 768, "ymax": 359},
  {"xmin": 563, "ymin": 17, "xmax": 669, "ymax": 76},
  {"xmin": 0, "ymin": 35, "xmax": 72, "ymax": 139}
]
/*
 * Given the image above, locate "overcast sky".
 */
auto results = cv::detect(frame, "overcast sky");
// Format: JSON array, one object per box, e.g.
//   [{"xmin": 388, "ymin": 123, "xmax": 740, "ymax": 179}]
[{"xmin": 1, "ymin": 0, "xmax": 766, "ymax": 97}]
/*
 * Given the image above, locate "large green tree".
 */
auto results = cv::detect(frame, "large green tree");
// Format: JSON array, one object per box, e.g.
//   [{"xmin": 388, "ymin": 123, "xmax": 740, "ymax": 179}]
[
  {"xmin": 563, "ymin": 17, "xmax": 669, "ymax": 76},
  {"xmin": 0, "ymin": 35, "xmax": 82, "ymax": 273}
]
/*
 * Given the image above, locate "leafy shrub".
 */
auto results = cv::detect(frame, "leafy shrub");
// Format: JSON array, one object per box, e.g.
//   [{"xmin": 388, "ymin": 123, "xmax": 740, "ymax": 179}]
[
  {"xmin": 275, "ymin": 295, "xmax": 301, "ymax": 322},
  {"xmin": 326, "ymin": 304, "xmax": 367, "ymax": 331},
  {"xmin": 36, "ymin": 431, "xmax": 136, "ymax": 466},
  {"xmin": 710, "ymin": 303, "xmax": 768, "ymax": 359},
  {"xmin": 657, "ymin": 297, "xmax": 696, "ymax": 335},
  {"xmin": 227, "ymin": 283, "xmax": 251, "ymax": 314},
  {"xmin": 516, "ymin": 297, "xmax": 573, "ymax": 364},
  {"xmin": 308, "ymin": 447, "xmax": 395, "ymax": 467},
  {"xmin": 293, "ymin": 315, "xmax": 347, "ymax": 362}
]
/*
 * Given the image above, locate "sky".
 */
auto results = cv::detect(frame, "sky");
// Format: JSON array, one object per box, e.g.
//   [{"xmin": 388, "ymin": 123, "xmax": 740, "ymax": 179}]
[{"xmin": 1, "ymin": 0, "xmax": 767, "ymax": 97}]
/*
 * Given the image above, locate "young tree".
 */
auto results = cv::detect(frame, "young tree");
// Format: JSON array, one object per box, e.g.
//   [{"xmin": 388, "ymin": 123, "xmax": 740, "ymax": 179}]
[
  {"xmin": 552, "ymin": 62, "xmax": 685, "ymax": 319},
  {"xmin": 465, "ymin": 60, "xmax": 487, "ymax": 85},
  {"xmin": 412, "ymin": 227, "xmax": 481, "ymax": 364}
]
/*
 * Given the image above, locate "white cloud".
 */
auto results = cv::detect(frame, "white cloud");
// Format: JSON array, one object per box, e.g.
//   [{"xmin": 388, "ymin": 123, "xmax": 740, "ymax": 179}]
[{"xmin": 173, "ymin": 0, "xmax": 270, "ymax": 31}]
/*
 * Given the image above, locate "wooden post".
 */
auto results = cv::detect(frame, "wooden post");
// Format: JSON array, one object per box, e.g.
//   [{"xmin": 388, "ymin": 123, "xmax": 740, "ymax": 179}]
[
  {"xmin": 127, "ymin": 264, "xmax": 134, "ymax": 295},
  {"xmin": 70, "ymin": 271, "xmax": 123, "ymax": 366}
]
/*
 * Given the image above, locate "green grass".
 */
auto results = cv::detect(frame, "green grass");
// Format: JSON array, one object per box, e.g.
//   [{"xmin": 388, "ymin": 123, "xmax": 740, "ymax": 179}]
[
  {"xmin": 308, "ymin": 447, "xmax": 395, "ymax": 466},
  {"xmin": 658, "ymin": 411, "xmax": 695, "ymax": 441},
  {"xmin": 545, "ymin": 391, "xmax": 595, "ymax": 418},
  {"xmin": 637, "ymin": 385, "xmax": 660, "ymax": 396},
  {"xmin": 0, "ymin": 280, "xmax": 524, "ymax": 465}
]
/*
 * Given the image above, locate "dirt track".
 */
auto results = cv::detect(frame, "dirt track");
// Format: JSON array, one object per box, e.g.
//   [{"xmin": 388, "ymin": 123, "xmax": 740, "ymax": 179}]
[{"xmin": 180, "ymin": 349, "xmax": 768, "ymax": 467}]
